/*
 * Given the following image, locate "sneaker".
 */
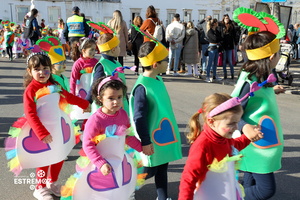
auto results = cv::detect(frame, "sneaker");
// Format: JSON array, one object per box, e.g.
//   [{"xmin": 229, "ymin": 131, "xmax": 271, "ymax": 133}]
[
  {"xmin": 166, "ymin": 70, "xmax": 170, "ymax": 75},
  {"xmin": 33, "ymin": 187, "xmax": 53, "ymax": 200},
  {"xmin": 184, "ymin": 73, "xmax": 193, "ymax": 76},
  {"xmin": 178, "ymin": 70, "xmax": 186, "ymax": 74},
  {"xmin": 205, "ymin": 77, "xmax": 212, "ymax": 83},
  {"xmin": 173, "ymin": 73, "xmax": 180, "ymax": 76},
  {"xmin": 46, "ymin": 181, "xmax": 61, "ymax": 197}
]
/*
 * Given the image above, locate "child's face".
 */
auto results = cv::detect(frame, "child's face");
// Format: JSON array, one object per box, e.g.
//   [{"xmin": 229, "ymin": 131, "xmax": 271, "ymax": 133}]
[
  {"xmin": 53, "ymin": 60, "xmax": 66, "ymax": 74},
  {"xmin": 270, "ymin": 51, "xmax": 280, "ymax": 69},
  {"xmin": 98, "ymin": 87, "xmax": 123, "ymax": 115},
  {"xmin": 157, "ymin": 57, "xmax": 168, "ymax": 73},
  {"xmin": 28, "ymin": 64, "xmax": 51, "ymax": 84},
  {"xmin": 111, "ymin": 46, "xmax": 120, "ymax": 58},
  {"xmin": 209, "ymin": 111, "xmax": 243, "ymax": 139},
  {"xmin": 82, "ymin": 44, "xmax": 96, "ymax": 59}
]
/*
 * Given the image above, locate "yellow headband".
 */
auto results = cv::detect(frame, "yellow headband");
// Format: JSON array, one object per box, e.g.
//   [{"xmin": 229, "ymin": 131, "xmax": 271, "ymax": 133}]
[
  {"xmin": 97, "ymin": 36, "xmax": 120, "ymax": 52},
  {"xmin": 139, "ymin": 43, "xmax": 169, "ymax": 66},
  {"xmin": 246, "ymin": 38, "xmax": 280, "ymax": 61}
]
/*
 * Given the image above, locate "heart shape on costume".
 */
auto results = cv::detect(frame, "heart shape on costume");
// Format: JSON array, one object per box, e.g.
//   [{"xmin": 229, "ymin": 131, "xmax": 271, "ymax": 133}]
[
  {"xmin": 61, "ymin": 117, "xmax": 71, "ymax": 144},
  {"xmin": 152, "ymin": 118, "xmax": 177, "ymax": 146},
  {"xmin": 22, "ymin": 129, "xmax": 51, "ymax": 153},
  {"xmin": 54, "ymin": 48, "xmax": 63, "ymax": 56},
  {"xmin": 87, "ymin": 166, "xmax": 119, "ymax": 191},
  {"xmin": 78, "ymin": 88, "xmax": 87, "ymax": 99},
  {"xmin": 122, "ymin": 155, "xmax": 132, "ymax": 185},
  {"xmin": 253, "ymin": 116, "xmax": 281, "ymax": 149},
  {"xmin": 250, "ymin": 82, "xmax": 260, "ymax": 93}
]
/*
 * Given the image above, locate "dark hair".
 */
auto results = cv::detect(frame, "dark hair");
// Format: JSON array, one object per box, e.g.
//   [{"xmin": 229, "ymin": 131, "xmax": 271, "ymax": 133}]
[
  {"xmin": 24, "ymin": 54, "xmax": 54, "ymax": 88},
  {"xmin": 146, "ymin": 5, "xmax": 157, "ymax": 18},
  {"xmin": 174, "ymin": 13, "xmax": 180, "ymax": 19},
  {"xmin": 92, "ymin": 76, "xmax": 127, "ymax": 106},
  {"xmin": 31, "ymin": 8, "xmax": 38, "ymax": 16},
  {"xmin": 240, "ymin": 31, "xmax": 277, "ymax": 85},
  {"xmin": 71, "ymin": 38, "xmax": 97, "ymax": 61},
  {"xmin": 97, "ymin": 33, "xmax": 115, "ymax": 53},
  {"xmin": 138, "ymin": 41, "xmax": 166, "ymax": 69}
]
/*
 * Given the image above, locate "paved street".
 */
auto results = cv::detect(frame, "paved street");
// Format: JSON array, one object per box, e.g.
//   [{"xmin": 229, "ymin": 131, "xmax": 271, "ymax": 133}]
[{"xmin": 0, "ymin": 55, "xmax": 299, "ymax": 200}]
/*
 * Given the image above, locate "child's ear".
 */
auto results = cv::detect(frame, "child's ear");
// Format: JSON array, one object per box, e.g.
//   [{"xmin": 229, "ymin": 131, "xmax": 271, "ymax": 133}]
[
  {"xmin": 97, "ymin": 95, "xmax": 102, "ymax": 102},
  {"xmin": 152, "ymin": 62, "xmax": 158, "ymax": 69},
  {"xmin": 207, "ymin": 118, "xmax": 215, "ymax": 128}
]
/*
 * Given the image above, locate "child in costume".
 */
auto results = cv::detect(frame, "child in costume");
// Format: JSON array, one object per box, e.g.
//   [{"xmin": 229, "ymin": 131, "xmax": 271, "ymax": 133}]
[
  {"xmin": 179, "ymin": 90, "xmax": 269, "ymax": 200},
  {"xmin": 0, "ymin": 29, "xmax": 4, "ymax": 57},
  {"xmin": 12, "ymin": 24, "xmax": 23, "ymax": 59},
  {"xmin": 5, "ymin": 51, "xmax": 89, "ymax": 200},
  {"xmin": 69, "ymin": 38, "xmax": 98, "ymax": 120},
  {"xmin": 129, "ymin": 25, "xmax": 182, "ymax": 200},
  {"xmin": 2, "ymin": 20, "xmax": 15, "ymax": 61},
  {"xmin": 85, "ymin": 21, "xmax": 130, "ymax": 114},
  {"xmin": 61, "ymin": 72, "xmax": 144, "ymax": 200},
  {"xmin": 36, "ymin": 36, "xmax": 69, "ymax": 92},
  {"xmin": 231, "ymin": 7, "xmax": 286, "ymax": 200}
]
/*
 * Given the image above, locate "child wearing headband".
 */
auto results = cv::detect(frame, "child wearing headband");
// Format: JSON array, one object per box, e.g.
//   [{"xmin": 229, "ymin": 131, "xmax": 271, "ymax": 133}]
[
  {"xmin": 179, "ymin": 93, "xmax": 263, "ymax": 200},
  {"xmin": 5, "ymin": 52, "xmax": 89, "ymax": 200},
  {"xmin": 231, "ymin": 8, "xmax": 286, "ymax": 200},
  {"xmin": 60, "ymin": 74, "xmax": 142, "ymax": 199},
  {"xmin": 129, "ymin": 41, "xmax": 182, "ymax": 200}
]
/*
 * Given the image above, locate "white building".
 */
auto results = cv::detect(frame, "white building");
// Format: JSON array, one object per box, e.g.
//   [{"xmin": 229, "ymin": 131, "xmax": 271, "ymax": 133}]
[{"xmin": 0, "ymin": 0, "xmax": 299, "ymax": 29}]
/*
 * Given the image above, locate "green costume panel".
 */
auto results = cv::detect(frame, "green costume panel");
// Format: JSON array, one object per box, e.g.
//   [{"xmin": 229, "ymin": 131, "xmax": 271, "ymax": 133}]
[
  {"xmin": 129, "ymin": 75, "xmax": 182, "ymax": 167},
  {"xmin": 52, "ymin": 74, "xmax": 70, "ymax": 92},
  {"xmin": 231, "ymin": 71, "xmax": 284, "ymax": 173}
]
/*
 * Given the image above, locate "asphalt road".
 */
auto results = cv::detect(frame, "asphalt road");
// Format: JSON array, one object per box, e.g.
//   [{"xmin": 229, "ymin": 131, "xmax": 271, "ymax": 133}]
[{"xmin": 0, "ymin": 55, "xmax": 299, "ymax": 200}]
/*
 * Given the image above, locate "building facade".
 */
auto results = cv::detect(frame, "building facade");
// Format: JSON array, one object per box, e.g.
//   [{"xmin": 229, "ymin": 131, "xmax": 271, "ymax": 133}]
[{"xmin": 0, "ymin": 0, "xmax": 298, "ymax": 29}]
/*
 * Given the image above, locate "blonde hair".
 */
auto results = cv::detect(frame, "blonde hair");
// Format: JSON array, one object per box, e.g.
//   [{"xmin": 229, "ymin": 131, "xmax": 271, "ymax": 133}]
[
  {"xmin": 206, "ymin": 18, "xmax": 218, "ymax": 33},
  {"xmin": 133, "ymin": 16, "xmax": 143, "ymax": 27},
  {"xmin": 108, "ymin": 10, "xmax": 123, "ymax": 32},
  {"xmin": 186, "ymin": 93, "xmax": 243, "ymax": 144}
]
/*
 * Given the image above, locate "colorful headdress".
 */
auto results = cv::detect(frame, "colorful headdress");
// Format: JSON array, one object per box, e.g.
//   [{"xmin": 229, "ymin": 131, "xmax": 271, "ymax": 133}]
[
  {"xmin": 233, "ymin": 7, "xmax": 285, "ymax": 61},
  {"xmin": 207, "ymin": 74, "xmax": 276, "ymax": 118},
  {"xmin": 26, "ymin": 51, "xmax": 49, "ymax": 66},
  {"xmin": 86, "ymin": 21, "xmax": 120, "ymax": 52},
  {"xmin": 97, "ymin": 66, "xmax": 136, "ymax": 95},
  {"xmin": 36, "ymin": 36, "xmax": 66, "ymax": 64},
  {"xmin": 131, "ymin": 24, "xmax": 168, "ymax": 66},
  {"xmin": 41, "ymin": 26, "xmax": 49, "ymax": 35},
  {"xmin": 1, "ymin": 20, "xmax": 15, "ymax": 30}
]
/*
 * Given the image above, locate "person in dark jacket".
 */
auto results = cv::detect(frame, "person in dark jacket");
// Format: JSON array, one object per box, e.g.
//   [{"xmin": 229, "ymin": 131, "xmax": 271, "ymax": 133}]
[
  {"xmin": 130, "ymin": 16, "xmax": 144, "ymax": 75},
  {"xmin": 24, "ymin": 8, "xmax": 41, "ymax": 45}
]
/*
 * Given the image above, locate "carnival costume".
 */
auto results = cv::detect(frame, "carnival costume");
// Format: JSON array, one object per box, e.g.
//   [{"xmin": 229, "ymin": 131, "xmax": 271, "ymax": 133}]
[
  {"xmin": 2, "ymin": 20, "xmax": 15, "ymax": 48},
  {"xmin": 231, "ymin": 7, "xmax": 285, "ymax": 173},
  {"xmin": 61, "ymin": 72, "xmax": 145, "ymax": 200}
]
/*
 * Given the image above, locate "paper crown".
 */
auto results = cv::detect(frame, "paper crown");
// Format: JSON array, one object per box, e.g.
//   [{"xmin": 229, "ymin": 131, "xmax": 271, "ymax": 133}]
[
  {"xmin": 131, "ymin": 24, "xmax": 168, "ymax": 66},
  {"xmin": 86, "ymin": 21, "xmax": 120, "ymax": 52},
  {"xmin": 207, "ymin": 74, "xmax": 276, "ymax": 118},
  {"xmin": 1, "ymin": 20, "xmax": 15, "ymax": 29},
  {"xmin": 233, "ymin": 7, "xmax": 285, "ymax": 60},
  {"xmin": 36, "ymin": 36, "xmax": 66, "ymax": 64}
]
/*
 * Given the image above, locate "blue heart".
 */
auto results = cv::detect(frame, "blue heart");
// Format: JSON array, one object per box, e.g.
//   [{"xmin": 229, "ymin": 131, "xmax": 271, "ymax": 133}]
[
  {"xmin": 54, "ymin": 48, "xmax": 63, "ymax": 56},
  {"xmin": 152, "ymin": 118, "xmax": 177, "ymax": 146},
  {"xmin": 253, "ymin": 116, "xmax": 281, "ymax": 148}
]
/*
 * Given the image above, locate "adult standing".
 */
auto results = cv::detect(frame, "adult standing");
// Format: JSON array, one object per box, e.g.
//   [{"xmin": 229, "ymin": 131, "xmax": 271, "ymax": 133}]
[
  {"xmin": 63, "ymin": 6, "xmax": 89, "ymax": 50},
  {"xmin": 107, "ymin": 10, "xmax": 128, "ymax": 66},
  {"xmin": 182, "ymin": 21, "xmax": 199, "ymax": 77},
  {"xmin": 140, "ymin": 5, "xmax": 160, "ymax": 42},
  {"xmin": 130, "ymin": 16, "xmax": 144, "ymax": 75},
  {"xmin": 220, "ymin": 14, "xmax": 236, "ymax": 79},
  {"xmin": 165, "ymin": 13, "xmax": 185, "ymax": 76},
  {"xmin": 24, "ymin": 8, "xmax": 41, "ymax": 45},
  {"xmin": 198, "ymin": 15, "xmax": 211, "ymax": 74},
  {"xmin": 205, "ymin": 18, "xmax": 222, "ymax": 82}
]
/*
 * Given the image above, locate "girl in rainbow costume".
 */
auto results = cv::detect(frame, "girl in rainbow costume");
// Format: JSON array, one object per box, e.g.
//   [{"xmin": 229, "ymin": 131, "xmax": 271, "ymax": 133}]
[
  {"xmin": 69, "ymin": 38, "xmax": 98, "ymax": 120},
  {"xmin": 61, "ymin": 71, "xmax": 145, "ymax": 200},
  {"xmin": 85, "ymin": 21, "xmax": 130, "ymax": 114},
  {"xmin": 5, "ymin": 49, "xmax": 90, "ymax": 200},
  {"xmin": 231, "ymin": 8, "xmax": 286, "ymax": 200}
]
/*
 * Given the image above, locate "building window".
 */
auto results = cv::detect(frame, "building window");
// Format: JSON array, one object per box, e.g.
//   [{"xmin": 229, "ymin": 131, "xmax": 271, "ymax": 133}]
[
  {"xmin": 213, "ymin": 10, "xmax": 220, "ymax": 20},
  {"xmin": 167, "ymin": 9, "xmax": 176, "ymax": 25},
  {"xmin": 130, "ymin": 8, "xmax": 142, "ymax": 22},
  {"xmin": 183, "ymin": 9, "xmax": 192, "ymax": 22},
  {"xmin": 16, "ymin": 6, "xmax": 30, "ymax": 23},
  {"xmin": 198, "ymin": 10, "xmax": 207, "ymax": 22},
  {"xmin": 48, "ymin": 7, "xmax": 61, "ymax": 23}
]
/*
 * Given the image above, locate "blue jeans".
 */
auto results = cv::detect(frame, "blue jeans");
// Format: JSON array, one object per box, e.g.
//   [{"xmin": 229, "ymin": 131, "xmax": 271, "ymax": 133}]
[
  {"xmin": 222, "ymin": 49, "xmax": 234, "ymax": 76},
  {"xmin": 206, "ymin": 45, "xmax": 218, "ymax": 78},
  {"xmin": 243, "ymin": 172, "xmax": 276, "ymax": 200},
  {"xmin": 168, "ymin": 44, "xmax": 182, "ymax": 72},
  {"xmin": 201, "ymin": 44, "xmax": 209, "ymax": 72}
]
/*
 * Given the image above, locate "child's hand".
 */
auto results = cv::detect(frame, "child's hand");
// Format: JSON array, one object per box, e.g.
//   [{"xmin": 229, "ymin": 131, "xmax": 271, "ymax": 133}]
[
  {"xmin": 83, "ymin": 104, "xmax": 91, "ymax": 113},
  {"xmin": 242, "ymin": 124, "xmax": 264, "ymax": 142},
  {"xmin": 274, "ymin": 85, "xmax": 285, "ymax": 95},
  {"xmin": 42, "ymin": 135, "xmax": 53, "ymax": 143},
  {"xmin": 142, "ymin": 144, "xmax": 154, "ymax": 155},
  {"xmin": 100, "ymin": 163, "xmax": 112, "ymax": 176}
]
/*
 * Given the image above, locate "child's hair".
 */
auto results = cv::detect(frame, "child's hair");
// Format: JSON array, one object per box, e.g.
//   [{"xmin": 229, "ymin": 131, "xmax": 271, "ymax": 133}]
[
  {"xmin": 24, "ymin": 54, "xmax": 54, "ymax": 88},
  {"xmin": 240, "ymin": 31, "xmax": 276, "ymax": 84},
  {"xmin": 186, "ymin": 93, "xmax": 243, "ymax": 144},
  {"xmin": 97, "ymin": 33, "xmax": 114, "ymax": 53},
  {"xmin": 71, "ymin": 38, "xmax": 97, "ymax": 61},
  {"xmin": 91, "ymin": 76, "xmax": 127, "ymax": 106},
  {"xmin": 138, "ymin": 41, "xmax": 165, "ymax": 70}
]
